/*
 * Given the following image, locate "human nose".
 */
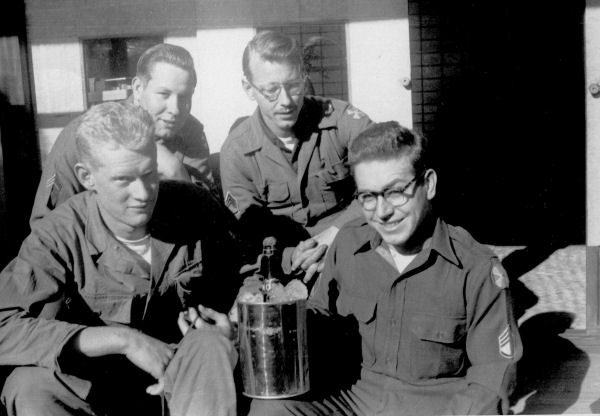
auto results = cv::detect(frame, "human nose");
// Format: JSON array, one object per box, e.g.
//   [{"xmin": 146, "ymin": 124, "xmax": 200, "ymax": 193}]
[
  {"xmin": 131, "ymin": 177, "xmax": 154, "ymax": 201},
  {"xmin": 374, "ymin": 195, "xmax": 394, "ymax": 219},
  {"xmin": 166, "ymin": 94, "xmax": 180, "ymax": 115},
  {"xmin": 277, "ymin": 85, "xmax": 293, "ymax": 106}
]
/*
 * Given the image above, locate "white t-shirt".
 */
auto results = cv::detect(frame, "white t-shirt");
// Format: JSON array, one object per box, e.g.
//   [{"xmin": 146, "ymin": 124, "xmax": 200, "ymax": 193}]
[{"xmin": 116, "ymin": 234, "xmax": 152, "ymax": 265}]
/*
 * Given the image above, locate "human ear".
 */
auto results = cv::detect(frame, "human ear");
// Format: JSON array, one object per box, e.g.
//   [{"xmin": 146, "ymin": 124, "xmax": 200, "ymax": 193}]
[
  {"xmin": 74, "ymin": 162, "xmax": 95, "ymax": 191},
  {"xmin": 242, "ymin": 78, "xmax": 256, "ymax": 101},
  {"xmin": 131, "ymin": 76, "xmax": 144, "ymax": 105},
  {"xmin": 424, "ymin": 169, "xmax": 437, "ymax": 200}
]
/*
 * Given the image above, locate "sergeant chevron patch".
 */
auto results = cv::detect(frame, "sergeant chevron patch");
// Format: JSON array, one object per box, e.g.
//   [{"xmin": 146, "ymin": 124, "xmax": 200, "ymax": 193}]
[
  {"xmin": 498, "ymin": 325, "xmax": 513, "ymax": 359},
  {"xmin": 225, "ymin": 191, "xmax": 239, "ymax": 215}
]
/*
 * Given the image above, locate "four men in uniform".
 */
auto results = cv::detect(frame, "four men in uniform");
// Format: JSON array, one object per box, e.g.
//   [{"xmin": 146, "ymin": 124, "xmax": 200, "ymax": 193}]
[{"xmin": 0, "ymin": 32, "xmax": 522, "ymax": 416}]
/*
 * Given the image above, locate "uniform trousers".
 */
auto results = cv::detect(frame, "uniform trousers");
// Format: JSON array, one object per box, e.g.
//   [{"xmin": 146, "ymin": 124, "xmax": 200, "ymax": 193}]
[
  {"xmin": 1, "ymin": 328, "xmax": 237, "ymax": 416},
  {"xmin": 248, "ymin": 369, "xmax": 472, "ymax": 416}
]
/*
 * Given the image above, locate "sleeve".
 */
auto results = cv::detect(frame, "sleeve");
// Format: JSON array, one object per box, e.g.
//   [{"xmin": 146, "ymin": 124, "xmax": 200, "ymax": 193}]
[
  {"xmin": 335, "ymin": 101, "xmax": 373, "ymax": 148},
  {"xmin": 219, "ymin": 139, "xmax": 264, "ymax": 219},
  {"xmin": 0, "ymin": 229, "xmax": 85, "ymax": 372},
  {"xmin": 306, "ymin": 235, "xmax": 340, "ymax": 314},
  {"xmin": 445, "ymin": 257, "xmax": 522, "ymax": 415},
  {"xmin": 311, "ymin": 101, "xmax": 371, "ymax": 232},
  {"xmin": 306, "ymin": 234, "xmax": 364, "ymax": 390},
  {"xmin": 178, "ymin": 116, "xmax": 215, "ymax": 188},
  {"xmin": 30, "ymin": 122, "xmax": 85, "ymax": 225}
]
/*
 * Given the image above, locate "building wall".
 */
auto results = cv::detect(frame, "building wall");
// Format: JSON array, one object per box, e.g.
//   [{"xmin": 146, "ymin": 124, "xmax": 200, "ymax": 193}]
[
  {"xmin": 25, "ymin": 0, "xmax": 411, "ymax": 162},
  {"xmin": 586, "ymin": 0, "xmax": 600, "ymax": 245}
]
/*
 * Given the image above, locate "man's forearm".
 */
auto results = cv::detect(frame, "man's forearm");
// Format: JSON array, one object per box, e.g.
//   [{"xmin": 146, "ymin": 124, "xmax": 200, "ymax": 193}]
[{"xmin": 69, "ymin": 326, "xmax": 131, "ymax": 358}]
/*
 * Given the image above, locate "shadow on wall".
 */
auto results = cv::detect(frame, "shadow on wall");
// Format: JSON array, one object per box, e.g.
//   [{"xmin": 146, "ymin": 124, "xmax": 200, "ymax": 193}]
[{"xmin": 510, "ymin": 312, "xmax": 589, "ymax": 414}]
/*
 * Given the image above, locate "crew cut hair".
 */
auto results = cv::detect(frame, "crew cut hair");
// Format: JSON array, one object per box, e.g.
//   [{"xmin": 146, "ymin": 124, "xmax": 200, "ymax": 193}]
[
  {"xmin": 348, "ymin": 121, "xmax": 430, "ymax": 175},
  {"xmin": 136, "ymin": 43, "xmax": 197, "ymax": 87},
  {"xmin": 242, "ymin": 30, "xmax": 304, "ymax": 81},
  {"xmin": 76, "ymin": 101, "xmax": 155, "ymax": 169}
]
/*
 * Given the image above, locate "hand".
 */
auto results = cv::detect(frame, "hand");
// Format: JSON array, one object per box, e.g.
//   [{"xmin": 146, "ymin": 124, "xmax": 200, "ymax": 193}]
[
  {"xmin": 312, "ymin": 226, "xmax": 339, "ymax": 247},
  {"xmin": 69, "ymin": 327, "xmax": 174, "ymax": 396},
  {"xmin": 291, "ymin": 239, "xmax": 327, "ymax": 284},
  {"xmin": 156, "ymin": 141, "xmax": 190, "ymax": 181},
  {"xmin": 122, "ymin": 330, "xmax": 174, "ymax": 379},
  {"xmin": 177, "ymin": 305, "xmax": 234, "ymax": 340}
]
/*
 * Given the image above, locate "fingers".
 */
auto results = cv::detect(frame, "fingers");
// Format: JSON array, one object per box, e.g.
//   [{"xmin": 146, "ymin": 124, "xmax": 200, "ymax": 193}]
[
  {"xmin": 291, "ymin": 239, "xmax": 318, "ymax": 270},
  {"xmin": 197, "ymin": 305, "xmax": 233, "ymax": 339},
  {"xmin": 292, "ymin": 241, "xmax": 324, "ymax": 271},
  {"xmin": 177, "ymin": 311, "xmax": 191, "ymax": 336},
  {"xmin": 303, "ymin": 262, "xmax": 319, "ymax": 283},
  {"xmin": 146, "ymin": 378, "xmax": 165, "ymax": 396},
  {"xmin": 298, "ymin": 244, "xmax": 327, "ymax": 271}
]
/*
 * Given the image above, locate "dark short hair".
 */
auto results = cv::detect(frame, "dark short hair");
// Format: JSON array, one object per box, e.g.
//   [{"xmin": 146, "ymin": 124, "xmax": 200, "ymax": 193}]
[
  {"xmin": 242, "ymin": 30, "xmax": 304, "ymax": 81},
  {"xmin": 136, "ymin": 43, "xmax": 197, "ymax": 87},
  {"xmin": 76, "ymin": 101, "xmax": 155, "ymax": 169},
  {"xmin": 349, "ymin": 121, "xmax": 429, "ymax": 175}
]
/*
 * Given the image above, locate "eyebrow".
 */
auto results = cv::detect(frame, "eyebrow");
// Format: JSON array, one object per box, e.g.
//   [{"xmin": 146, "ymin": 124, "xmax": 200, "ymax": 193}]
[{"xmin": 356, "ymin": 177, "xmax": 410, "ymax": 194}]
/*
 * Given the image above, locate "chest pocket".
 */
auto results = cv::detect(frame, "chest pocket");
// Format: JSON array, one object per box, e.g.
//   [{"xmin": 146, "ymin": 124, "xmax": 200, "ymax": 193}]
[
  {"xmin": 80, "ymin": 293, "xmax": 136, "ymax": 325},
  {"xmin": 312, "ymin": 159, "xmax": 354, "ymax": 209},
  {"xmin": 409, "ymin": 314, "xmax": 467, "ymax": 380},
  {"xmin": 338, "ymin": 292, "xmax": 378, "ymax": 366},
  {"xmin": 265, "ymin": 181, "xmax": 292, "ymax": 207}
]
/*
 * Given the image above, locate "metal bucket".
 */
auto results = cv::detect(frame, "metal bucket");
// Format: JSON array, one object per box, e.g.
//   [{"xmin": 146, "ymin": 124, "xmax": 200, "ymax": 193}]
[{"xmin": 237, "ymin": 298, "xmax": 310, "ymax": 399}]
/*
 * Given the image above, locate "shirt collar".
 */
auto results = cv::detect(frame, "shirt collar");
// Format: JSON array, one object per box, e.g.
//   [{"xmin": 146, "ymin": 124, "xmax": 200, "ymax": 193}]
[
  {"xmin": 354, "ymin": 216, "xmax": 462, "ymax": 268},
  {"xmin": 84, "ymin": 192, "xmax": 112, "ymax": 256},
  {"xmin": 243, "ymin": 96, "xmax": 335, "ymax": 153}
]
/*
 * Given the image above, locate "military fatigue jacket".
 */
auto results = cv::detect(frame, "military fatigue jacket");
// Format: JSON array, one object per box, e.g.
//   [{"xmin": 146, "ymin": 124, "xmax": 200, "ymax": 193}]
[
  {"xmin": 220, "ymin": 96, "xmax": 372, "ymax": 235},
  {"xmin": 30, "ymin": 113, "xmax": 214, "ymax": 225},
  {"xmin": 309, "ymin": 217, "xmax": 522, "ymax": 415},
  {"xmin": 0, "ymin": 182, "xmax": 239, "ymax": 383}
]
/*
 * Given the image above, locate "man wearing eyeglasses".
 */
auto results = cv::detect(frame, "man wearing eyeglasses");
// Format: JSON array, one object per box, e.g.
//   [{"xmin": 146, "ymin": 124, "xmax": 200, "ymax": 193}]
[
  {"xmin": 249, "ymin": 121, "xmax": 522, "ymax": 415},
  {"xmin": 220, "ymin": 31, "xmax": 372, "ymax": 280}
]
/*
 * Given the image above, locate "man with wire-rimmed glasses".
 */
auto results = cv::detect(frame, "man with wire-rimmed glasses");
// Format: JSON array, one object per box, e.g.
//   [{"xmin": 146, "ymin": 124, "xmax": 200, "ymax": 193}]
[
  {"xmin": 220, "ymin": 30, "xmax": 372, "ymax": 282},
  {"xmin": 249, "ymin": 121, "xmax": 522, "ymax": 416}
]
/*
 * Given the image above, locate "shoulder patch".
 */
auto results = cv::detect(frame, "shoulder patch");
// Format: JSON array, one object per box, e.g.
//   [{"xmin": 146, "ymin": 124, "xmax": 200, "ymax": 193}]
[
  {"xmin": 224, "ymin": 191, "xmax": 239, "ymax": 215},
  {"xmin": 346, "ymin": 105, "xmax": 366, "ymax": 120},
  {"xmin": 321, "ymin": 100, "xmax": 335, "ymax": 117},
  {"xmin": 498, "ymin": 325, "xmax": 514, "ymax": 359},
  {"xmin": 46, "ymin": 173, "xmax": 56, "ymax": 189},
  {"xmin": 491, "ymin": 260, "xmax": 509, "ymax": 289}
]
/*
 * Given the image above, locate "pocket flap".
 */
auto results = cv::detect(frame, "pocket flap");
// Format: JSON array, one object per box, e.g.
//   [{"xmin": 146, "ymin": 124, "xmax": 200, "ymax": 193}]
[
  {"xmin": 411, "ymin": 315, "xmax": 466, "ymax": 343},
  {"xmin": 338, "ymin": 293, "xmax": 376, "ymax": 323},
  {"xmin": 266, "ymin": 182, "xmax": 290, "ymax": 203},
  {"xmin": 81, "ymin": 294, "xmax": 134, "ymax": 325}
]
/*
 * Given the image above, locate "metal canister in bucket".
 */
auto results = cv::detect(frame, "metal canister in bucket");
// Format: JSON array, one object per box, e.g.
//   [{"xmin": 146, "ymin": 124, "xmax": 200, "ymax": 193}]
[{"xmin": 237, "ymin": 297, "xmax": 309, "ymax": 399}]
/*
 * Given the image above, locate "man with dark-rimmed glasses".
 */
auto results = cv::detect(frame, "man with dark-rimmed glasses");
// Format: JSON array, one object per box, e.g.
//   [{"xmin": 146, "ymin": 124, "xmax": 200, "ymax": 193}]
[
  {"xmin": 249, "ymin": 121, "xmax": 522, "ymax": 416},
  {"xmin": 220, "ymin": 30, "xmax": 372, "ymax": 282}
]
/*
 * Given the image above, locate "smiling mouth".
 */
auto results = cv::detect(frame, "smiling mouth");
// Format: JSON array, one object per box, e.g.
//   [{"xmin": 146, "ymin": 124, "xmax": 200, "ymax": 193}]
[
  {"xmin": 379, "ymin": 218, "xmax": 404, "ymax": 231},
  {"xmin": 277, "ymin": 108, "xmax": 296, "ymax": 116},
  {"xmin": 160, "ymin": 119, "xmax": 177, "ymax": 128}
]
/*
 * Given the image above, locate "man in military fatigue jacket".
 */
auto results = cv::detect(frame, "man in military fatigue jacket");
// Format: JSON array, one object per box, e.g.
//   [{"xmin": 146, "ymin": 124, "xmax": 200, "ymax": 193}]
[
  {"xmin": 30, "ymin": 43, "xmax": 215, "ymax": 225},
  {"xmin": 0, "ymin": 102, "xmax": 239, "ymax": 416},
  {"xmin": 220, "ymin": 31, "xmax": 372, "ymax": 279},
  {"xmin": 250, "ymin": 122, "xmax": 522, "ymax": 415}
]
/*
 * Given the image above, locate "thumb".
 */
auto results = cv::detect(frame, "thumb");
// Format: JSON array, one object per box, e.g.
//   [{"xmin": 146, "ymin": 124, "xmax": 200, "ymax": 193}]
[{"xmin": 146, "ymin": 378, "xmax": 165, "ymax": 396}]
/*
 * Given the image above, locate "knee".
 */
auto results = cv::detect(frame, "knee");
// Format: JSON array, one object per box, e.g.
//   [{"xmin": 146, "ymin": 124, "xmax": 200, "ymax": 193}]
[
  {"xmin": 1, "ymin": 367, "xmax": 55, "ymax": 416},
  {"xmin": 179, "ymin": 328, "xmax": 235, "ymax": 363}
]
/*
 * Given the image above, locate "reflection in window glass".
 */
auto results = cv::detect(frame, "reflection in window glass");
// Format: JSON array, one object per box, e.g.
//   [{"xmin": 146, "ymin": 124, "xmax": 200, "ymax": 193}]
[
  {"xmin": 259, "ymin": 24, "xmax": 348, "ymax": 101},
  {"xmin": 82, "ymin": 36, "xmax": 163, "ymax": 108}
]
